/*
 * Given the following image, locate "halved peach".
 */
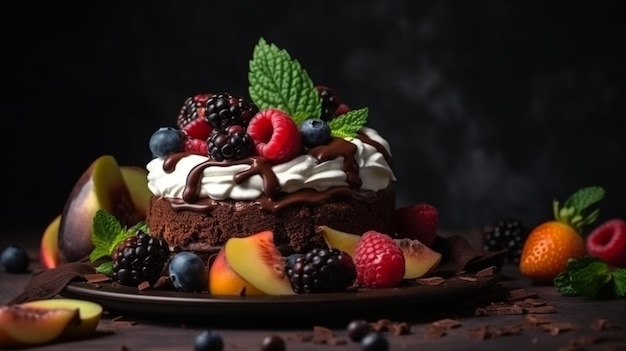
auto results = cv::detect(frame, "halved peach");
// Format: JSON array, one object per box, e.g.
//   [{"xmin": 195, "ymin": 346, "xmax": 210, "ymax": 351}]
[
  {"xmin": 40, "ymin": 215, "xmax": 62, "ymax": 269},
  {"xmin": 0, "ymin": 304, "xmax": 80, "ymax": 347},
  {"xmin": 23, "ymin": 298, "xmax": 103, "ymax": 340},
  {"xmin": 208, "ymin": 248, "xmax": 265, "ymax": 296},
  {"xmin": 57, "ymin": 155, "xmax": 150, "ymax": 263},
  {"xmin": 318, "ymin": 225, "xmax": 360, "ymax": 257},
  {"xmin": 395, "ymin": 238, "xmax": 442, "ymax": 279},
  {"xmin": 224, "ymin": 231, "xmax": 295, "ymax": 295}
]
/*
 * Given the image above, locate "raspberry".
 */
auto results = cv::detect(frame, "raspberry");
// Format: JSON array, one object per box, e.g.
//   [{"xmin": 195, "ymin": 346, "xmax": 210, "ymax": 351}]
[
  {"xmin": 586, "ymin": 218, "xmax": 626, "ymax": 268},
  {"xmin": 246, "ymin": 108, "xmax": 302, "ymax": 164},
  {"xmin": 394, "ymin": 203, "xmax": 439, "ymax": 247},
  {"xmin": 177, "ymin": 93, "xmax": 214, "ymax": 140},
  {"xmin": 184, "ymin": 137, "xmax": 208, "ymax": 156},
  {"xmin": 353, "ymin": 231, "xmax": 405, "ymax": 289}
]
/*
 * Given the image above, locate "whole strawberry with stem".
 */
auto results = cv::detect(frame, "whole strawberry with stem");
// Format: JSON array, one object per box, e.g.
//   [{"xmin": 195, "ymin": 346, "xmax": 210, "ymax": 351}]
[{"xmin": 519, "ymin": 186, "xmax": 605, "ymax": 284}]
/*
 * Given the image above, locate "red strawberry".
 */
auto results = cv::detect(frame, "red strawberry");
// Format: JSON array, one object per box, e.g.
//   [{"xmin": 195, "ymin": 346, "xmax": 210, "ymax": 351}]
[
  {"xmin": 353, "ymin": 230, "xmax": 405, "ymax": 289},
  {"xmin": 586, "ymin": 218, "xmax": 626, "ymax": 267},
  {"xmin": 183, "ymin": 137, "xmax": 207, "ymax": 156},
  {"xmin": 177, "ymin": 93, "xmax": 213, "ymax": 140},
  {"xmin": 246, "ymin": 108, "xmax": 301, "ymax": 164},
  {"xmin": 394, "ymin": 203, "xmax": 438, "ymax": 247}
]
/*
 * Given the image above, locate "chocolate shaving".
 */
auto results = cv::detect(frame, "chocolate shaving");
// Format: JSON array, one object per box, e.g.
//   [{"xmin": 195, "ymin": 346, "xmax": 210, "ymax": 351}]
[
  {"xmin": 369, "ymin": 319, "xmax": 411, "ymax": 335},
  {"xmin": 507, "ymin": 288, "xmax": 538, "ymax": 302},
  {"xmin": 468, "ymin": 323, "xmax": 523, "ymax": 339},
  {"xmin": 137, "ymin": 281, "xmax": 151, "ymax": 291},
  {"xmin": 525, "ymin": 314, "xmax": 553, "ymax": 327},
  {"xmin": 590, "ymin": 318, "xmax": 622, "ymax": 331},
  {"xmin": 432, "ymin": 318, "xmax": 462, "ymax": 329},
  {"xmin": 458, "ymin": 276, "xmax": 478, "ymax": 282},
  {"xmin": 313, "ymin": 326, "xmax": 334, "ymax": 337},
  {"xmin": 84, "ymin": 273, "xmax": 111, "ymax": 283},
  {"xmin": 286, "ymin": 333, "xmax": 314, "ymax": 343},
  {"xmin": 541, "ymin": 322, "xmax": 579, "ymax": 335},
  {"xmin": 476, "ymin": 266, "xmax": 498, "ymax": 277},
  {"xmin": 524, "ymin": 305, "xmax": 558, "ymax": 314},
  {"xmin": 111, "ymin": 315, "xmax": 137, "ymax": 327},
  {"xmin": 153, "ymin": 276, "xmax": 171, "ymax": 290},
  {"xmin": 414, "ymin": 276, "xmax": 445, "ymax": 286},
  {"xmin": 425, "ymin": 326, "xmax": 448, "ymax": 339}
]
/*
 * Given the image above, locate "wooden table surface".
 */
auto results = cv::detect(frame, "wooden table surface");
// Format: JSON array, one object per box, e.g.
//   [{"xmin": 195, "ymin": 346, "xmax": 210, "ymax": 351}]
[{"xmin": 2, "ymin": 231, "xmax": 625, "ymax": 351}]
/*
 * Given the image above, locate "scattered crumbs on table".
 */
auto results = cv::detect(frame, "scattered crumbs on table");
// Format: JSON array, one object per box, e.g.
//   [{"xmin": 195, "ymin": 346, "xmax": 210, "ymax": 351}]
[
  {"xmin": 467, "ymin": 323, "xmax": 523, "ymax": 340},
  {"xmin": 590, "ymin": 318, "xmax": 622, "ymax": 331},
  {"xmin": 525, "ymin": 314, "xmax": 553, "ymax": 327},
  {"xmin": 432, "ymin": 318, "xmax": 463, "ymax": 329},
  {"xmin": 370, "ymin": 319, "xmax": 411, "ymax": 335},
  {"xmin": 540, "ymin": 322, "xmax": 579, "ymax": 336}
]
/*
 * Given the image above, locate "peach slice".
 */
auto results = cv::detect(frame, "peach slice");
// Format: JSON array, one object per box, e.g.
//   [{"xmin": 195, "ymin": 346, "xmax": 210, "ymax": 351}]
[
  {"xmin": 58, "ymin": 155, "xmax": 147, "ymax": 263},
  {"xmin": 120, "ymin": 166, "xmax": 152, "ymax": 219},
  {"xmin": 224, "ymin": 231, "xmax": 296, "ymax": 295},
  {"xmin": 23, "ymin": 298, "xmax": 103, "ymax": 340},
  {"xmin": 395, "ymin": 238, "xmax": 442, "ymax": 279},
  {"xmin": 318, "ymin": 225, "xmax": 361, "ymax": 257},
  {"xmin": 0, "ymin": 304, "xmax": 80, "ymax": 347},
  {"xmin": 40, "ymin": 214, "xmax": 62, "ymax": 269},
  {"xmin": 208, "ymin": 248, "xmax": 265, "ymax": 296}
]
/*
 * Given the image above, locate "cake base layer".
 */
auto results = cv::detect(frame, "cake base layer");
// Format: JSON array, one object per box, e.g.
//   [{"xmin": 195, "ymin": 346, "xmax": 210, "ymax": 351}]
[{"xmin": 147, "ymin": 188, "xmax": 395, "ymax": 257}]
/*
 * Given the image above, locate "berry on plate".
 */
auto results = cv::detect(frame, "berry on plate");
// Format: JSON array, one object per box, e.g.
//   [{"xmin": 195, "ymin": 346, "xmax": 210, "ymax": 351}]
[
  {"xmin": 1, "ymin": 245, "xmax": 29, "ymax": 273},
  {"xmin": 519, "ymin": 186, "xmax": 605, "ymax": 284},
  {"xmin": 586, "ymin": 218, "xmax": 626, "ymax": 268},
  {"xmin": 177, "ymin": 93, "xmax": 214, "ymax": 140},
  {"xmin": 353, "ymin": 231, "xmax": 405, "ymax": 289},
  {"xmin": 394, "ymin": 203, "xmax": 438, "ymax": 247}
]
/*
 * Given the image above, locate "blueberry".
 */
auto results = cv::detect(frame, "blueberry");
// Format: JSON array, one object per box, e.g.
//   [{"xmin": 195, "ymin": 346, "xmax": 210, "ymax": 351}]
[
  {"xmin": 285, "ymin": 253, "xmax": 303, "ymax": 268},
  {"xmin": 299, "ymin": 118, "xmax": 331, "ymax": 148},
  {"xmin": 149, "ymin": 127, "xmax": 183, "ymax": 158},
  {"xmin": 168, "ymin": 251, "xmax": 208, "ymax": 292},
  {"xmin": 361, "ymin": 332, "xmax": 388, "ymax": 351},
  {"xmin": 194, "ymin": 329, "xmax": 223, "ymax": 351},
  {"xmin": 1, "ymin": 245, "xmax": 29, "ymax": 273},
  {"xmin": 346, "ymin": 319, "xmax": 370, "ymax": 342},
  {"xmin": 261, "ymin": 335, "xmax": 285, "ymax": 351}
]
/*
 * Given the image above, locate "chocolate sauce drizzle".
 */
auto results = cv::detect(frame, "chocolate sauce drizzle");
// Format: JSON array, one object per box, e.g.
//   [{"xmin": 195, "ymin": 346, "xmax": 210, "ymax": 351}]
[{"xmin": 163, "ymin": 134, "xmax": 392, "ymax": 213}]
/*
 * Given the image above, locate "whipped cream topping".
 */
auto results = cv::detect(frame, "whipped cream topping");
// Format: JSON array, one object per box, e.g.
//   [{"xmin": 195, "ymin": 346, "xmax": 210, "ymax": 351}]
[{"xmin": 147, "ymin": 127, "xmax": 395, "ymax": 201}]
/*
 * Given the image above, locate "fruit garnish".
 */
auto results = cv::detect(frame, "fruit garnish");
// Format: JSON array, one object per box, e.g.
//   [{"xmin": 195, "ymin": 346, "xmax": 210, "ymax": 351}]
[
  {"xmin": 285, "ymin": 247, "xmax": 356, "ymax": 293},
  {"xmin": 394, "ymin": 203, "xmax": 439, "ymax": 247},
  {"xmin": 247, "ymin": 108, "xmax": 302, "ymax": 164},
  {"xmin": 177, "ymin": 93, "xmax": 214, "ymax": 140},
  {"xmin": 353, "ymin": 230, "xmax": 405, "ymax": 289},
  {"xmin": 554, "ymin": 256, "xmax": 626, "ymax": 299},
  {"xmin": 248, "ymin": 37, "xmax": 367, "ymax": 139},
  {"xmin": 89, "ymin": 209, "xmax": 149, "ymax": 276},
  {"xmin": 168, "ymin": 251, "xmax": 208, "ymax": 293},
  {"xmin": 482, "ymin": 217, "xmax": 528, "ymax": 264},
  {"xmin": 586, "ymin": 218, "xmax": 626, "ymax": 268},
  {"xmin": 1, "ymin": 245, "xmax": 29, "ymax": 273},
  {"xmin": 519, "ymin": 186, "xmax": 605, "ymax": 284}
]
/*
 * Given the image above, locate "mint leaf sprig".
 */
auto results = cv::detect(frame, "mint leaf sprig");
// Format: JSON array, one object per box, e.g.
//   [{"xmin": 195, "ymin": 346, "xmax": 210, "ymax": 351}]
[
  {"xmin": 89, "ymin": 209, "xmax": 148, "ymax": 276},
  {"xmin": 554, "ymin": 256, "xmax": 626, "ymax": 299},
  {"xmin": 248, "ymin": 37, "xmax": 368, "ymax": 139}
]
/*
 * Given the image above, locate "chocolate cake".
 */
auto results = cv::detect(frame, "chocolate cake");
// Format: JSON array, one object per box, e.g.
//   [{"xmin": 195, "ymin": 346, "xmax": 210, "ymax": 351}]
[{"xmin": 144, "ymin": 38, "xmax": 397, "ymax": 256}]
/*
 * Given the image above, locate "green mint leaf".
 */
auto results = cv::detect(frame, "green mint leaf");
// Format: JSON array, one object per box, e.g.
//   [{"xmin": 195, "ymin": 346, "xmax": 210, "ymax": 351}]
[
  {"xmin": 567, "ymin": 259, "xmax": 612, "ymax": 298},
  {"xmin": 89, "ymin": 209, "xmax": 138, "ymax": 263},
  {"xmin": 95, "ymin": 261, "xmax": 113, "ymax": 276},
  {"xmin": 564, "ymin": 186, "xmax": 605, "ymax": 210},
  {"xmin": 249, "ymin": 37, "xmax": 320, "ymax": 125},
  {"xmin": 613, "ymin": 268, "xmax": 626, "ymax": 298},
  {"xmin": 329, "ymin": 108, "xmax": 368, "ymax": 138}
]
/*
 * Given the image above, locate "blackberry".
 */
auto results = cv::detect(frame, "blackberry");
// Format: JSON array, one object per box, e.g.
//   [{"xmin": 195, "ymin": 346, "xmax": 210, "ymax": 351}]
[
  {"xmin": 205, "ymin": 92, "xmax": 259, "ymax": 129},
  {"xmin": 177, "ymin": 93, "xmax": 212, "ymax": 129},
  {"xmin": 206, "ymin": 126, "xmax": 254, "ymax": 161},
  {"xmin": 317, "ymin": 85, "xmax": 343, "ymax": 121},
  {"xmin": 285, "ymin": 247, "xmax": 356, "ymax": 293},
  {"xmin": 482, "ymin": 218, "xmax": 528, "ymax": 264},
  {"xmin": 112, "ymin": 230, "xmax": 171, "ymax": 287}
]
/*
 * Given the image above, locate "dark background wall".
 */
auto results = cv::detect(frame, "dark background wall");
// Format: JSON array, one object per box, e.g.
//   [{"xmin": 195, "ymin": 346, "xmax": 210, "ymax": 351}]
[{"xmin": 5, "ymin": 1, "xmax": 624, "ymax": 234}]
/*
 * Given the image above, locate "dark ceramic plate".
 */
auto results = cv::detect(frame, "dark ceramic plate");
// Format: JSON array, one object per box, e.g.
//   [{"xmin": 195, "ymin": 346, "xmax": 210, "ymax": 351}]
[{"xmin": 61, "ymin": 274, "xmax": 501, "ymax": 322}]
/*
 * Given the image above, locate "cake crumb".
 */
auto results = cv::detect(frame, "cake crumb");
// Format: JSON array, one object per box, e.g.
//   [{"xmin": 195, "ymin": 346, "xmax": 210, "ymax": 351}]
[{"xmin": 137, "ymin": 281, "xmax": 151, "ymax": 291}]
